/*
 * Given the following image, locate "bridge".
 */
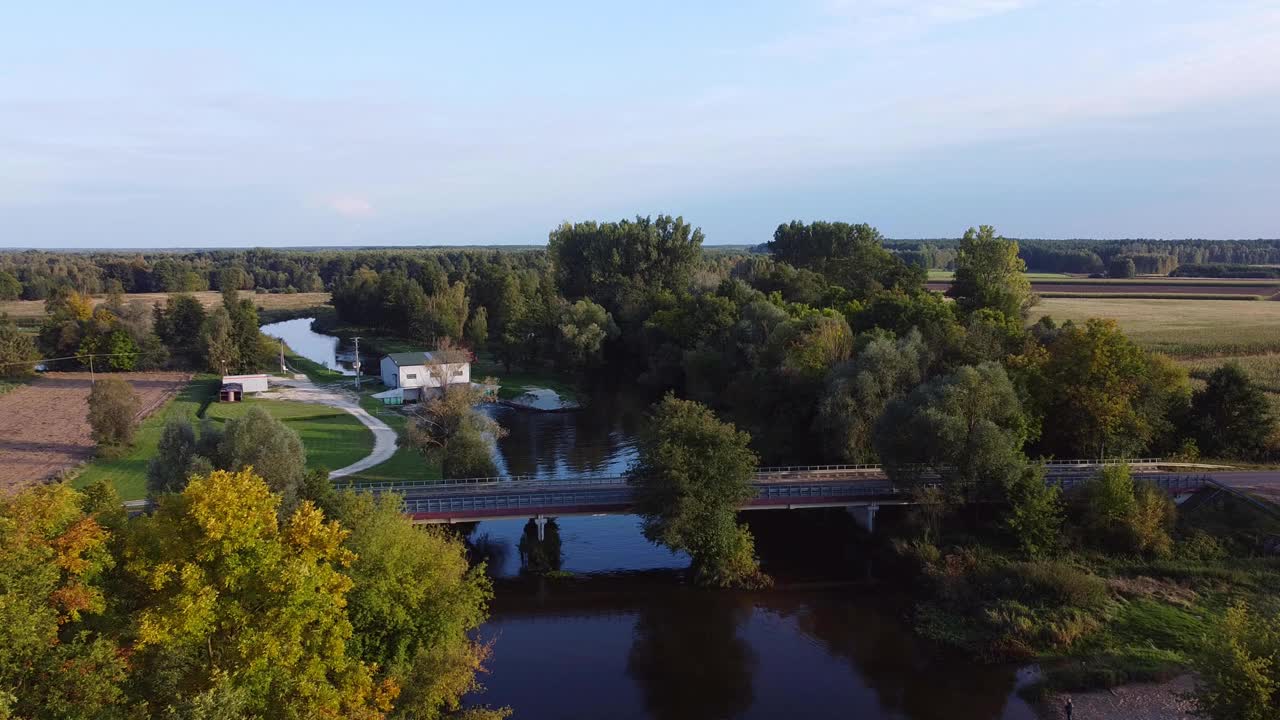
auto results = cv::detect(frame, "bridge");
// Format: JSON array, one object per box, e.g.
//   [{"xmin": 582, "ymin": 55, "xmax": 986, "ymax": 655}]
[{"xmin": 335, "ymin": 459, "xmax": 1232, "ymax": 535}]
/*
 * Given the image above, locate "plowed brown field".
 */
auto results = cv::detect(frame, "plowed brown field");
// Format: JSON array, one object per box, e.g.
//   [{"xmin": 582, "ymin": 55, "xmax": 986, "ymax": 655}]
[{"xmin": 0, "ymin": 372, "xmax": 190, "ymax": 493}]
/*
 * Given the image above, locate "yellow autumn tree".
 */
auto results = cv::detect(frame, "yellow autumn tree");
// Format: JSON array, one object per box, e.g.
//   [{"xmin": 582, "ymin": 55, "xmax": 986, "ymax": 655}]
[{"xmin": 124, "ymin": 468, "xmax": 396, "ymax": 719}]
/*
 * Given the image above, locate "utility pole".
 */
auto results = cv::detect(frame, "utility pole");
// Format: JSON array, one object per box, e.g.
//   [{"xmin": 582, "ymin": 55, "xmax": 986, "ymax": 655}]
[
  {"xmin": 88, "ymin": 354, "xmax": 95, "ymax": 383},
  {"xmin": 279, "ymin": 340, "xmax": 286, "ymax": 375},
  {"xmin": 352, "ymin": 336, "xmax": 362, "ymax": 391}
]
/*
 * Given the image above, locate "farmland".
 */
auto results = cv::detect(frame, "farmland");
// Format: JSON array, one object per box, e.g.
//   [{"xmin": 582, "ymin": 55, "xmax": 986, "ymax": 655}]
[
  {"xmin": 0, "ymin": 291, "xmax": 330, "ymax": 323},
  {"xmin": 929, "ymin": 277, "xmax": 1280, "ymax": 299},
  {"xmin": 1033, "ymin": 297, "xmax": 1280, "ymax": 357},
  {"xmin": 0, "ymin": 371, "xmax": 191, "ymax": 495}
]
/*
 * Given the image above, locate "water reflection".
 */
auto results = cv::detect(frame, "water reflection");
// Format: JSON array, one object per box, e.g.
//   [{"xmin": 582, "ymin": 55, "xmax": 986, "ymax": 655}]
[
  {"xmin": 481, "ymin": 392, "xmax": 646, "ymax": 480},
  {"xmin": 626, "ymin": 592, "xmax": 757, "ymax": 720},
  {"xmin": 518, "ymin": 518, "xmax": 563, "ymax": 574}
]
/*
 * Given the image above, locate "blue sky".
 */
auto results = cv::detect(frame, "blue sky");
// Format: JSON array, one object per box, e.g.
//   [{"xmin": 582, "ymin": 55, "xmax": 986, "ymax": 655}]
[{"xmin": 2, "ymin": 0, "xmax": 1279, "ymax": 248}]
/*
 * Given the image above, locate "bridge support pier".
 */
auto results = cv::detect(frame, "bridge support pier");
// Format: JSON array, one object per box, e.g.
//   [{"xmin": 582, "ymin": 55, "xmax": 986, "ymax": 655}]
[
  {"xmin": 847, "ymin": 505, "xmax": 879, "ymax": 534},
  {"xmin": 534, "ymin": 515, "xmax": 548, "ymax": 541}
]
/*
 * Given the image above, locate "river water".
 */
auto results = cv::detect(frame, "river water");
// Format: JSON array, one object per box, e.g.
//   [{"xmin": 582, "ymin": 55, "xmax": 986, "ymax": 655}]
[
  {"xmin": 262, "ymin": 318, "xmax": 1038, "ymax": 720},
  {"xmin": 260, "ymin": 317, "xmax": 357, "ymax": 375}
]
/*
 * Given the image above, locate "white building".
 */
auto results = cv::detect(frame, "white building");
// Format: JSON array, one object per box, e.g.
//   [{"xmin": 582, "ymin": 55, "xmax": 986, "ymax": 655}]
[
  {"xmin": 222, "ymin": 374, "xmax": 270, "ymax": 393},
  {"xmin": 379, "ymin": 351, "xmax": 471, "ymax": 401}
]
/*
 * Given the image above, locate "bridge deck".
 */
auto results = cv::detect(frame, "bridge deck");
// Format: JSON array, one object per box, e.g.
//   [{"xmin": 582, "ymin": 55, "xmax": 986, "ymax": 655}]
[{"xmin": 401, "ymin": 473, "xmax": 1210, "ymax": 524}]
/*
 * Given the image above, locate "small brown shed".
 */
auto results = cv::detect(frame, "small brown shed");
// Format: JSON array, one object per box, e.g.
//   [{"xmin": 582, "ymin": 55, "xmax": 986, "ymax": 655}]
[{"xmin": 219, "ymin": 382, "xmax": 243, "ymax": 403}]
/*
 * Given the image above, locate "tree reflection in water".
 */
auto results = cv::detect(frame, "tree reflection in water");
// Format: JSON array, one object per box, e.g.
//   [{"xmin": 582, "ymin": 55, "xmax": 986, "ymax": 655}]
[
  {"xmin": 518, "ymin": 518, "xmax": 563, "ymax": 574},
  {"xmin": 626, "ymin": 591, "xmax": 756, "ymax": 720}
]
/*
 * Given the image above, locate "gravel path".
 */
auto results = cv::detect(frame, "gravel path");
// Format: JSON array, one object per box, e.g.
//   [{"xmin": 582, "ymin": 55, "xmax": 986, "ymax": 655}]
[
  {"xmin": 1042, "ymin": 676, "xmax": 1197, "ymax": 720},
  {"xmin": 261, "ymin": 376, "xmax": 398, "ymax": 479}
]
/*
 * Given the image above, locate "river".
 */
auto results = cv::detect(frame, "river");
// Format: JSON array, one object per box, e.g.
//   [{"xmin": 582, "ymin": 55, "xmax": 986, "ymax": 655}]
[
  {"xmin": 260, "ymin": 317, "xmax": 357, "ymax": 375},
  {"xmin": 262, "ymin": 318, "xmax": 1039, "ymax": 720}
]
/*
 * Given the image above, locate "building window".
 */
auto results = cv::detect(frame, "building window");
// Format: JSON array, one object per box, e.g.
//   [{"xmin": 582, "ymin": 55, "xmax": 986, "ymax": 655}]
[{"xmin": 405, "ymin": 373, "xmax": 417, "ymax": 380}]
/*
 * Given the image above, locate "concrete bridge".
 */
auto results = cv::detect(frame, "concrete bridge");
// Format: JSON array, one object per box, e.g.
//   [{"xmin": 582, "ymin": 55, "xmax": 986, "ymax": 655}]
[{"xmin": 335, "ymin": 459, "xmax": 1232, "ymax": 536}]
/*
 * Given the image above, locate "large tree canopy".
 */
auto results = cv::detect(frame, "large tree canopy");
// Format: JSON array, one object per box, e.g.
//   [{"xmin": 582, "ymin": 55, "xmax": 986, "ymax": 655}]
[
  {"xmin": 630, "ymin": 395, "xmax": 767, "ymax": 588},
  {"xmin": 948, "ymin": 225, "xmax": 1036, "ymax": 319},
  {"xmin": 768, "ymin": 221, "xmax": 924, "ymax": 298},
  {"xmin": 548, "ymin": 215, "xmax": 703, "ymax": 319}
]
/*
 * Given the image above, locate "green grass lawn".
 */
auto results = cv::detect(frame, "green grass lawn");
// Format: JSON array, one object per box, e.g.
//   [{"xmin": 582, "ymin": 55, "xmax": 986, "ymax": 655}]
[
  {"xmin": 73, "ymin": 375, "xmax": 221, "ymax": 501},
  {"xmin": 342, "ymin": 388, "xmax": 440, "ymax": 484},
  {"xmin": 205, "ymin": 399, "xmax": 374, "ymax": 474}
]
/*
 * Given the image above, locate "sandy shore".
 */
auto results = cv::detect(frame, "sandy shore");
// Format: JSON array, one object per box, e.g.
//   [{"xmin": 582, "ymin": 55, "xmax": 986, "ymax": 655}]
[{"xmin": 1040, "ymin": 675, "xmax": 1197, "ymax": 720}]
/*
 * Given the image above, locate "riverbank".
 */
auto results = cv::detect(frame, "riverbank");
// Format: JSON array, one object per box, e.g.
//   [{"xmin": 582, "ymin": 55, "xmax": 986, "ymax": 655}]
[{"xmin": 1037, "ymin": 675, "xmax": 1195, "ymax": 720}]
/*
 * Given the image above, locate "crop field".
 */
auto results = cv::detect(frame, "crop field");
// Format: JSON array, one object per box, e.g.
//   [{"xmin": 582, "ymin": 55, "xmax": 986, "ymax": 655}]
[
  {"xmin": 929, "ymin": 279, "xmax": 1280, "ymax": 298},
  {"xmin": 0, "ymin": 371, "xmax": 191, "ymax": 494},
  {"xmin": 1034, "ymin": 298, "xmax": 1280, "ymax": 358},
  {"xmin": 0, "ymin": 291, "xmax": 330, "ymax": 322}
]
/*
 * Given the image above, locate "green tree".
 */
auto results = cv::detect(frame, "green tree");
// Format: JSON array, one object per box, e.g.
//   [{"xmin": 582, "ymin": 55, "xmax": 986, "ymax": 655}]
[
  {"xmin": 147, "ymin": 418, "xmax": 198, "ymax": 496},
  {"xmin": 948, "ymin": 226, "xmax": 1036, "ymax": 319},
  {"xmin": 1108, "ymin": 256, "xmax": 1137, "ymax": 278},
  {"xmin": 124, "ymin": 469, "xmax": 393, "ymax": 718},
  {"xmin": 333, "ymin": 492, "xmax": 501, "ymax": 720},
  {"xmin": 630, "ymin": 395, "xmax": 769, "ymax": 589},
  {"xmin": 767, "ymin": 221, "xmax": 923, "ymax": 298},
  {"xmin": 549, "ymin": 215, "xmax": 703, "ymax": 320},
  {"xmin": 1078, "ymin": 465, "xmax": 1173, "ymax": 556},
  {"xmin": 87, "ymin": 378, "xmax": 140, "ymax": 453},
  {"xmin": 0, "ymin": 271, "xmax": 21, "ymax": 301},
  {"xmin": 0, "ymin": 315, "xmax": 40, "ymax": 380},
  {"xmin": 226, "ymin": 296, "xmax": 263, "ymax": 372},
  {"xmin": 201, "ymin": 307, "xmax": 238, "ymax": 375},
  {"xmin": 218, "ymin": 406, "xmax": 307, "ymax": 511},
  {"xmin": 465, "ymin": 305, "xmax": 489, "ymax": 350},
  {"xmin": 406, "ymin": 384, "xmax": 504, "ymax": 479},
  {"xmin": 0, "ymin": 484, "xmax": 126, "ymax": 720},
  {"xmin": 1190, "ymin": 363, "xmax": 1276, "ymax": 460},
  {"xmin": 1000, "ymin": 464, "xmax": 1062, "ymax": 557},
  {"xmin": 818, "ymin": 329, "xmax": 928, "ymax": 462},
  {"xmin": 153, "ymin": 294, "xmax": 206, "ymax": 362},
  {"xmin": 556, "ymin": 298, "xmax": 619, "ymax": 370},
  {"xmin": 1190, "ymin": 602, "xmax": 1280, "ymax": 720},
  {"xmin": 1034, "ymin": 318, "xmax": 1190, "ymax": 458},
  {"xmin": 876, "ymin": 362, "xmax": 1029, "ymax": 494}
]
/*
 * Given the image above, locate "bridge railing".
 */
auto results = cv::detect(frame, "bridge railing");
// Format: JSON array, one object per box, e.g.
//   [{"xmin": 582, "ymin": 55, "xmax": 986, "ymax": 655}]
[{"xmin": 338, "ymin": 458, "xmax": 1167, "ymax": 494}]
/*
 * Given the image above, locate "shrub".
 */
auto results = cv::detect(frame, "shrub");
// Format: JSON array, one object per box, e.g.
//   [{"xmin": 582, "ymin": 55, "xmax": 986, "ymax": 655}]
[
  {"xmin": 1007, "ymin": 560, "xmax": 1110, "ymax": 610},
  {"xmin": 1175, "ymin": 530, "xmax": 1227, "ymax": 562}
]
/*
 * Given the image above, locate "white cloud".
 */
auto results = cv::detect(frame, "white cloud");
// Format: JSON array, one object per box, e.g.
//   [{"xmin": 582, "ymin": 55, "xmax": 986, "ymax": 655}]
[{"xmin": 325, "ymin": 195, "xmax": 375, "ymax": 218}]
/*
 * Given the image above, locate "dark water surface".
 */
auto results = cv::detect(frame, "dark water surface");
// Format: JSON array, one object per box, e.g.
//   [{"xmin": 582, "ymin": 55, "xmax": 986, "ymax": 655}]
[{"xmin": 264, "ymin": 320, "xmax": 1036, "ymax": 719}]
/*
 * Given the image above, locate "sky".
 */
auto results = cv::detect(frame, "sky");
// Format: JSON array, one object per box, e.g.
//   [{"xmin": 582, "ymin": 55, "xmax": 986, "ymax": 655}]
[{"xmin": 2, "ymin": 0, "xmax": 1279, "ymax": 248}]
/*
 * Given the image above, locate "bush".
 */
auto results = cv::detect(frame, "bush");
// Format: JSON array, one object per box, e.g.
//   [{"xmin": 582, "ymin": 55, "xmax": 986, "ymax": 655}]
[
  {"xmin": 1175, "ymin": 530, "xmax": 1227, "ymax": 562},
  {"xmin": 1006, "ymin": 560, "xmax": 1110, "ymax": 610},
  {"xmin": 87, "ymin": 377, "xmax": 140, "ymax": 453}
]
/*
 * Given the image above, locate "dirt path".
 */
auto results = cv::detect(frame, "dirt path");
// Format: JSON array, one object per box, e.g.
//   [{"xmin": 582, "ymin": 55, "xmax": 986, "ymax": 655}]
[{"xmin": 261, "ymin": 377, "xmax": 398, "ymax": 479}]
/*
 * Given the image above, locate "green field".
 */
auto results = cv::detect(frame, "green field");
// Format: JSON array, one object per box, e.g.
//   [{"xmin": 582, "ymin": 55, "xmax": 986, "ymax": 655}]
[
  {"xmin": 74, "ymin": 376, "xmax": 221, "ymax": 500},
  {"xmin": 205, "ymin": 399, "xmax": 373, "ymax": 474},
  {"xmin": 1034, "ymin": 298, "xmax": 1280, "ymax": 357},
  {"xmin": 73, "ymin": 379, "xmax": 376, "ymax": 500}
]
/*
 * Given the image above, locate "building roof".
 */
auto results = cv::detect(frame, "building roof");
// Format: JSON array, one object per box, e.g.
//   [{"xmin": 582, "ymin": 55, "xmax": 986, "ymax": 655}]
[
  {"xmin": 385, "ymin": 351, "xmax": 469, "ymax": 367},
  {"xmin": 385, "ymin": 351, "xmax": 433, "ymax": 367},
  {"xmin": 221, "ymin": 383, "xmax": 243, "ymax": 392}
]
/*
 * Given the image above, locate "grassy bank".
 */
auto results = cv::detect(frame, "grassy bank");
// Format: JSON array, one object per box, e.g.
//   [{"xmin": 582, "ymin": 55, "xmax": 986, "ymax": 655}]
[
  {"xmin": 1034, "ymin": 298, "xmax": 1280, "ymax": 357},
  {"xmin": 1038, "ymin": 292, "xmax": 1265, "ymax": 300},
  {"xmin": 73, "ymin": 375, "xmax": 221, "ymax": 500},
  {"xmin": 894, "ymin": 489, "xmax": 1280, "ymax": 700},
  {"xmin": 344, "ymin": 388, "xmax": 440, "ymax": 484},
  {"xmin": 471, "ymin": 354, "xmax": 585, "ymax": 403},
  {"xmin": 205, "ymin": 398, "xmax": 374, "ymax": 474}
]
